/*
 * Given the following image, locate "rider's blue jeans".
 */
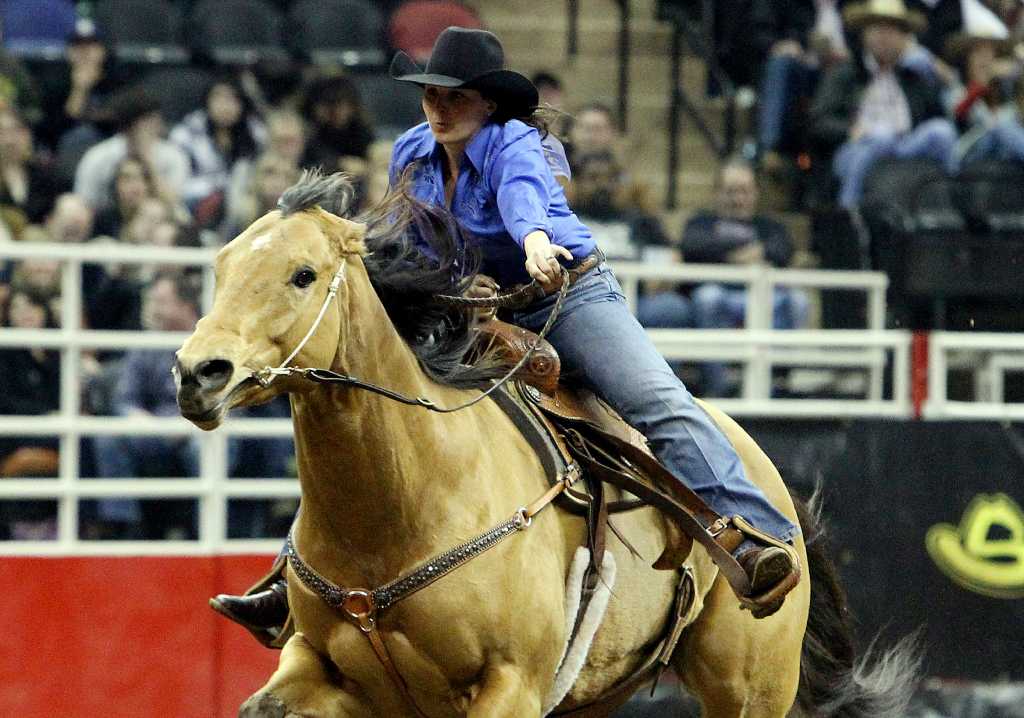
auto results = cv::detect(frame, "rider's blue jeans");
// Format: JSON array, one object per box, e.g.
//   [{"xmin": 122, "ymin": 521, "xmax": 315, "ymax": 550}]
[{"xmin": 511, "ymin": 263, "xmax": 799, "ymax": 544}]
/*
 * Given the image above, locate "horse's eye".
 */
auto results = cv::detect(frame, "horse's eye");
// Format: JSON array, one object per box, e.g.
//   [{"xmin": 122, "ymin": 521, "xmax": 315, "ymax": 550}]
[{"xmin": 291, "ymin": 268, "xmax": 317, "ymax": 289}]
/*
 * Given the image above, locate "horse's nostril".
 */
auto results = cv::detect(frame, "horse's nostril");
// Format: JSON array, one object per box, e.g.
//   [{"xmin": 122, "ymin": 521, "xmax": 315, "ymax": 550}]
[{"xmin": 195, "ymin": 358, "xmax": 234, "ymax": 391}]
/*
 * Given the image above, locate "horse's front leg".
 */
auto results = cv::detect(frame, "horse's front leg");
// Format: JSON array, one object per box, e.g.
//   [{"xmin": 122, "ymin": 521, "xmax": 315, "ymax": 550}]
[
  {"xmin": 240, "ymin": 633, "xmax": 368, "ymax": 717},
  {"xmin": 466, "ymin": 662, "xmax": 542, "ymax": 718}
]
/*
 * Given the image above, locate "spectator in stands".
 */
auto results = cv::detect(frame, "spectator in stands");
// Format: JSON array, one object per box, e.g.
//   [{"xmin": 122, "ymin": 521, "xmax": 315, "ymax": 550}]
[
  {"xmin": 301, "ymin": 74, "xmax": 375, "ymax": 172},
  {"xmin": 122, "ymin": 196, "xmax": 173, "ymax": 248},
  {"xmin": 752, "ymin": 0, "xmax": 851, "ymax": 173},
  {"xmin": 169, "ymin": 75, "xmax": 267, "ymax": 214},
  {"xmin": 566, "ymin": 102, "xmax": 619, "ymax": 170},
  {"xmin": 36, "ymin": 20, "xmax": 121, "ymax": 152},
  {"xmin": 532, "ymin": 70, "xmax": 572, "ymax": 142},
  {"xmin": 684, "ymin": 158, "xmax": 809, "ymax": 396},
  {"xmin": 0, "ymin": 29, "xmax": 42, "ymax": 128},
  {"xmin": 7, "ymin": 196, "xmax": 91, "ymax": 311},
  {"xmin": 810, "ymin": 0, "xmax": 957, "ymax": 208},
  {"xmin": 263, "ymin": 109, "xmax": 306, "ymax": 169},
  {"xmin": 959, "ymin": 71, "xmax": 1024, "ymax": 165},
  {"xmin": 224, "ymin": 110, "xmax": 305, "ymax": 232},
  {"xmin": 43, "ymin": 193, "xmax": 94, "ymax": 244},
  {"xmin": 74, "ymin": 88, "xmax": 189, "ymax": 213},
  {"xmin": 0, "ymin": 286, "xmax": 60, "ymax": 538},
  {"xmin": 947, "ymin": 8, "xmax": 1014, "ymax": 157},
  {"xmin": 92, "ymin": 156, "xmax": 155, "ymax": 238},
  {"xmin": 572, "ymin": 148, "xmax": 694, "ymax": 339},
  {"xmin": 0, "ymin": 286, "xmax": 61, "ymax": 417},
  {"xmin": 221, "ymin": 153, "xmax": 300, "ymax": 240},
  {"xmin": 0, "ymin": 109, "xmax": 58, "ymax": 232},
  {"xmin": 947, "ymin": 9, "xmax": 1024, "ymax": 166},
  {"xmin": 533, "ymin": 71, "xmax": 566, "ymax": 110},
  {"xmin": 9, "ymin": 256, "xmax": 61, "ymax": 321},
  {"xmin": 93, "ymin": 271, "xmax": 201, "ymax": 483},
  {"xmin": 84, "ymin": 197, "xmax": 176, "ymax": 333}
]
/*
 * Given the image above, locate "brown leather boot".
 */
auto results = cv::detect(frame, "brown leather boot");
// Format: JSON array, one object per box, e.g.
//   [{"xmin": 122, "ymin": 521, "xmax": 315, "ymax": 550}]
[
  {"xmin": 209, "ymin": 579, "xmax": 289, "ymax": 636},
  {"xmin": 736, "ymin": 546, "xmax": 800, "ymax": 618}
]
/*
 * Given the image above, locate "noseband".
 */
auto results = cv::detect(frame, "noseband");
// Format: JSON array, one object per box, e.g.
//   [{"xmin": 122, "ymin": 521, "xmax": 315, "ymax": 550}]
[{"xmin": 255, "ymin": 261, "xmax": 349, "ymax": 387}]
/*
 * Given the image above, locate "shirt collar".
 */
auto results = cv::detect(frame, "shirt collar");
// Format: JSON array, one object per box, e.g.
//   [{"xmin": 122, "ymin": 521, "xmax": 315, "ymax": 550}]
[
  {"xmin": 463, "ymin": 124, "xmax": 494, "ymax": 173},
  {"xmin": 414, "ymin": 122, "xmax": 495, "ymax": 173},
  {"xmin": 863, "ymin": 49, "xmax": 908, "ymax": 77}
]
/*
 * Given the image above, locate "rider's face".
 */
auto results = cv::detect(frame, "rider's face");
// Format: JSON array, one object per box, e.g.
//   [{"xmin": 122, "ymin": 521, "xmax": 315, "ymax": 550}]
[{"xmin": 422, "ymin": 85, "xmax": 496, "ymax": 148}]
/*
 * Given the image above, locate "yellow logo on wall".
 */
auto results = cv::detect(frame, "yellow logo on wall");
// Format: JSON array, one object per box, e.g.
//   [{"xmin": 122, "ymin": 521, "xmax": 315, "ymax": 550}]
[{"xmin": 926, "ymin": 493, "xmax": 1024, "ymax": 599}]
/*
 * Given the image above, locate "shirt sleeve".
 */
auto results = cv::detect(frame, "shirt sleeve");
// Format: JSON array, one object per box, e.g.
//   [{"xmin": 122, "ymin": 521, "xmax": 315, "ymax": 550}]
[
  {"xmin": 488, "ymin": 125, "xmax": 555, "ymax": 247},
  {"xmin": 540, "ymin": 133, "xmax": 571, "ymax": 181}
]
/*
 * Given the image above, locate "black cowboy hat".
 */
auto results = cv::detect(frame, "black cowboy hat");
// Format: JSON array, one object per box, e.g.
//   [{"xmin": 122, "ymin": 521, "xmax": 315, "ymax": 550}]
[{"xmin": 390, "ymin": 27, "xmax": 538, "ymax": 119}]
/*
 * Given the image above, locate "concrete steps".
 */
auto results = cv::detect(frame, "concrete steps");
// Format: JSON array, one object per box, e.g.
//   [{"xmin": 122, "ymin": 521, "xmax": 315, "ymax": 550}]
[{"xmin": 470, "ymin": 0, "xmax": 730, "ymax": 214}]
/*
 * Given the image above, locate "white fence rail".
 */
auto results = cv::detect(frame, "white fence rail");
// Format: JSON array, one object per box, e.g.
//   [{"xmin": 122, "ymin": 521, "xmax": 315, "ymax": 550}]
[
  {"xmin": 926, "ymin": 332, "xmax": 1024, "ymax": 420},
  {"xmin": 0, "ymin": 243, "xmax": 904, "ymax": 555}
]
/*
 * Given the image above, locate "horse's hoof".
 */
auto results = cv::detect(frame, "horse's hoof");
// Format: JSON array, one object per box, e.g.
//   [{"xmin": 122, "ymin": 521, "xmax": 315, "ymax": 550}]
[{"xmin": 239, "ymin": 691, "xmax": 288, "ymax": 718}]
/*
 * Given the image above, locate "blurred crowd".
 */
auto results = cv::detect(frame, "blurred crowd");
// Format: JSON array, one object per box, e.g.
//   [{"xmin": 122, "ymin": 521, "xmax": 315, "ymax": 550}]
[
  {"xmin": 695, "ymin": 0, "xmax": 1024, "ymax": 208},
  {"xmin": 5, "ymin": 0, "xmax": 1024, "ymax": 540}
]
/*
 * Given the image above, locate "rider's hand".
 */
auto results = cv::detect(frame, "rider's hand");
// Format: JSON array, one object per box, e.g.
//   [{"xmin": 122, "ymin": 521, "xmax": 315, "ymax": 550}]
[
  {"xmin": 465, "ymin": 273, "xmax": 500, "ymax": 299},
  {"xmin": 524, "ymin": 231, "xmax": 573, "ymax": 293}
]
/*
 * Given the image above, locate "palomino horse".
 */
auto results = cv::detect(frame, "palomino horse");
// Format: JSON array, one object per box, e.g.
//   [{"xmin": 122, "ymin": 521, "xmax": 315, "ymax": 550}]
[{"xmin": 176, "ymin": 173, "xmax": 916, "ymax": 717}]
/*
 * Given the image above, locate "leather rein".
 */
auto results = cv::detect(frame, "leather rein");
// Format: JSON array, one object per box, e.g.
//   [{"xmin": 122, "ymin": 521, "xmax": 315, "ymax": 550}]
[
  {"xmin": 254, "ymin": 258, "xmax": 570, "ymax": 414},
  {"xmin": 251, "ymin": 256, "xmax": 578, "ymax": 716}
]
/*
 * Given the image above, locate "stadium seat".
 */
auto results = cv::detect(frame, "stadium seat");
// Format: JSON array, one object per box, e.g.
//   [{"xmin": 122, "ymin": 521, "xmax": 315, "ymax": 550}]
[
  {"xmin": 351, "ymin": 72, "xmax": 424, "ymax": 139},
  {"xmin": 186, "ymin": 0, "xmax": 289, "ymax": 65},
  {"xmin": 287, "ymin": 0, "xmax": 386, "ymax": 67},
  {"xmin": 94, "ymin": 0, "xmax": 181, "ymax": 46},
  {"xmin": 0, "ymin": 0, "xmax": 77, "ymax": 57},
  {"xmin": 861, "ymin": 158, "xmax": 964, "ymax": 233},
  {"xmin": 131, "ymin": 65, "xmax": 216, "ymax": 125},
  {"xmin": 955, "ymin": 160, "xmax": 1024, "ymax": 235},
  {"xmin": 388, "ymin": 1, "xmax": 483, "ymax": 63}
]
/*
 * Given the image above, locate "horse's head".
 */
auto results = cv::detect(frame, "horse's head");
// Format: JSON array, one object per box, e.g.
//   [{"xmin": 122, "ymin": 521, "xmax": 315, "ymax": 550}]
[{"xmin": 175, "ymin": 173, "xmax": 364, "ymax": 429}]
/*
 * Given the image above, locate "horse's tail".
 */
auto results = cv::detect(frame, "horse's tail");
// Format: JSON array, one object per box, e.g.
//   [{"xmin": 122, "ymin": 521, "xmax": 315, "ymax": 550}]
[{"xmin": 792, "ymin": 489, "xmax": 921, "ymax": 717}]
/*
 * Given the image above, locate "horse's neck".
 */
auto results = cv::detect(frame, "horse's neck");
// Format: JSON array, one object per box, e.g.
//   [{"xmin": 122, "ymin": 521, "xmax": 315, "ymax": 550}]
[{"xmin": 289, "ymin": 263, "xmax": 500, "ymax": 583}]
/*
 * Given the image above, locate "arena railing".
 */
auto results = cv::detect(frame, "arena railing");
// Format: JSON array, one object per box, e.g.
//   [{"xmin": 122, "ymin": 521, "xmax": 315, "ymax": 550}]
[
  {"xmin": 925, "ymin": 332, "xmax": 1024, "ymax": 420},
  {"xmin": 0, "ymin": 243, "xmax": 908, "ymax": 555},
  {"xmin": 612, "ymin": 261, "xmax": 910, "ymax": 417}
]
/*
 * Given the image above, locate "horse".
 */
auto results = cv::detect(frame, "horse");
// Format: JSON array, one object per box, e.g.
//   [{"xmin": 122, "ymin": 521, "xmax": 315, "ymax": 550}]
[{"xmin": 175, "ymin": 172, "xmax": 917, "ymax": 717}]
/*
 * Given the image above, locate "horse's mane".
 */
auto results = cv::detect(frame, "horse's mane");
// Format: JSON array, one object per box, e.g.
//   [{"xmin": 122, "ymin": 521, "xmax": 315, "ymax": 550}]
[{"xmin": 278, "ymin": 170, "xmax": 507, "ymax": 389}]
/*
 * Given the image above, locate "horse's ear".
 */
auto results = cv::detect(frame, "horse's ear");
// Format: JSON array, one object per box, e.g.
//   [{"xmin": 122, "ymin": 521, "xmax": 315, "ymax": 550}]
[{"xmin": 314, "ymin": 207, "xmax": 367, "ymax": 256}]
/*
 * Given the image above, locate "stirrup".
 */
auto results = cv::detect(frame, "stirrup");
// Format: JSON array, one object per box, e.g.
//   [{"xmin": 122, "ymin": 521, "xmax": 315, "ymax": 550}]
[{"xmin": 725, "ymin": 516, "xmax": 801, "ymax": 619}]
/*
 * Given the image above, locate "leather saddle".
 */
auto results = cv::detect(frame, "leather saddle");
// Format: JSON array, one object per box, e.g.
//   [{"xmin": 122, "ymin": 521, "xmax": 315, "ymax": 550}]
[{"xmin": 474, "ymin": 319, "xmax": 800, "ymax": 618}]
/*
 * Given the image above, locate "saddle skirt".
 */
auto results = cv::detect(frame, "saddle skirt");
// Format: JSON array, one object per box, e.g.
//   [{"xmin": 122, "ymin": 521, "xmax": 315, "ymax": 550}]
[{"xmin": 472, "ymin": 318, "xmax": 649, "ymax": 453}]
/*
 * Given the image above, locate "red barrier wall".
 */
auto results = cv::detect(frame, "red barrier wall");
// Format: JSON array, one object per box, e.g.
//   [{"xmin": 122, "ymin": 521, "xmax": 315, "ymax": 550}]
[{"xmin": 0, "ymin": 556, "xmax": 280, "ymax": 718}]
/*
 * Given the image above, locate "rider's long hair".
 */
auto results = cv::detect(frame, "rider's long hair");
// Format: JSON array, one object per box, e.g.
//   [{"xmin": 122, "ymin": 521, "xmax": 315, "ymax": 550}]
[{"xmin": 357, "ymin": 170, "xmax": 509, "ymax": 388}]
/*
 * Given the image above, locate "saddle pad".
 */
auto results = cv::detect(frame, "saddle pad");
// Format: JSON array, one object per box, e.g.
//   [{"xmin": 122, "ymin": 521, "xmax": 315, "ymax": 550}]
[
  {"xmin": 551, "ymin": 543, "xmax": 721, "ymax": 716},
  {"xmin": 543, "ymin": 547, "xmax": 617, "ymax": 716}
]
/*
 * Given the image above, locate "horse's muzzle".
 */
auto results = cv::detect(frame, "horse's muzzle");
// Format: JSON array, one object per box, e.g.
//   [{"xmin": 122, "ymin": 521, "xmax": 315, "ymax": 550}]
[{"xmin": 175, "ymin": 357, "xmax": 239, "ymax": 424}]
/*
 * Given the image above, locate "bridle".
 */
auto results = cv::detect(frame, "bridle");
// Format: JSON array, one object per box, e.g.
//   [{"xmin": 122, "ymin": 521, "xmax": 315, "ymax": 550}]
[{"xmin": 253, "ymin": 253, "xmax": 571, "ymax": 414}]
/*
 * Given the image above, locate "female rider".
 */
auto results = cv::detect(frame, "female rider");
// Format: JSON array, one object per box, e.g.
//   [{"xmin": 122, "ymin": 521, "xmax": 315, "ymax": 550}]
[{"xmin": 213, "ymin": 27, "xmax": 800, "ymax": 635}]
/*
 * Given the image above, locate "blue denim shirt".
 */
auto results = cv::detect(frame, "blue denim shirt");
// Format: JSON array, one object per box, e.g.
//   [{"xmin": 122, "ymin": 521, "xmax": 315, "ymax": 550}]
[{"xmin": 388, "ymin": 120, "xmax": 595, "ymax": 286}]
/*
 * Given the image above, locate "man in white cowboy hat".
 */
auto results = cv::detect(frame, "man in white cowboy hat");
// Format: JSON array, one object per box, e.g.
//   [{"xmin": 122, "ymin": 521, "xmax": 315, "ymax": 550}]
[
  {"xmin": 944, "ymin": 1, "xmax": 1022, "ymax": 165},
  {"xmin": 810, "ymin": 0, "xmax": 959, "ymax": 208}
]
